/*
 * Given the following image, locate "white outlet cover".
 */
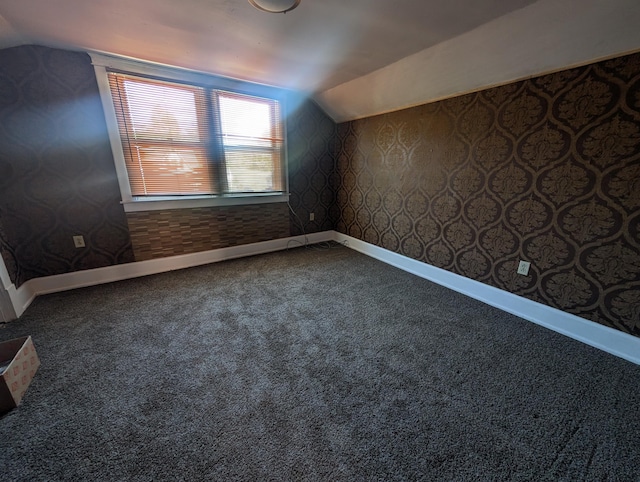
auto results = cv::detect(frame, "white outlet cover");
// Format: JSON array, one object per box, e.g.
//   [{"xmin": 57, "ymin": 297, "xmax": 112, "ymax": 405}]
[
  {"xmin": 517, "ymin": 260, "xmax": 531, "ymax": 275},
  {"xmin": 73, "ymin": 235, "xmax": 85, "ymax": 248}
]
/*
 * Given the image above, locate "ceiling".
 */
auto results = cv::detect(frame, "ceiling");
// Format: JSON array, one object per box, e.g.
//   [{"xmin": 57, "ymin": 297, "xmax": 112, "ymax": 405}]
[
  {"xmin": 0, "ymin": 0, "xmax": 537, "ymax": 90},
  {"xmin": 1, "ymin": 0, "xmax": 640, "ymax": 122}
]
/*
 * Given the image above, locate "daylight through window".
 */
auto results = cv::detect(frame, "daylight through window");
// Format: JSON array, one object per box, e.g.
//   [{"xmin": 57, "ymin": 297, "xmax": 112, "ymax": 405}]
[{"xmin": 107, "ymin": 72, "xmax": 285, "ymax": 198}]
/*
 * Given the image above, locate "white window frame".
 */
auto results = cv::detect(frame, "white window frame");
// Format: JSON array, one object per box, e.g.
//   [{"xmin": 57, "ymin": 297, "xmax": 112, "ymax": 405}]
[{"xmin": 90, "ymin": 53, "xmax": 290, "ymax": 212}]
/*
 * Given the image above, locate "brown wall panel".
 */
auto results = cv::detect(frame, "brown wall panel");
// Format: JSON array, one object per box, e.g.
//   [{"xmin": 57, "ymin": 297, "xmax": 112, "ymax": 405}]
[{"xmin": 127, "ymin": 203, "xmax": 290, "ymax": 261}]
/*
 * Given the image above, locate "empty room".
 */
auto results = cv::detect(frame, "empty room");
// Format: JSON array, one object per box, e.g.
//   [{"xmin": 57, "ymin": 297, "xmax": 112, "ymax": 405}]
[{"xmin": 0, "ymin": 0, "xmax": 639, "ymax": 480}]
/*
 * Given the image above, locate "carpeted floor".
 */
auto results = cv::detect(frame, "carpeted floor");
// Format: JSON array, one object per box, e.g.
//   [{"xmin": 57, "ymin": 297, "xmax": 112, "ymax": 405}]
[{"xmin": 1, "ymin": 245, "xmax": 639, "ymax": 481}]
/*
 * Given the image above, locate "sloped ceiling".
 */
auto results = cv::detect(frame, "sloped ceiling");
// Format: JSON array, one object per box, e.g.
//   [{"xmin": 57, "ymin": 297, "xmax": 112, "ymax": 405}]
[
  {"xmin": 318, "ymin": 0, "xmax": 640, "ymax": 121},
  {"xmin": 1, "ymin": 0, "xmax": 640, "ymax": 122}
]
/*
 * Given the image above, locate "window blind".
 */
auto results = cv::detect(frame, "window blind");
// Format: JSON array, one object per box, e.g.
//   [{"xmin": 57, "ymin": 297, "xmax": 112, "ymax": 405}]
[
  {"xmin": 107, "ymin": 71, "xmax": 285, "ymax": 198},
  {"xmin": 217, "ymin": 91, "xmax": 284, "ymax": 193},
  {"xmin": 108, "ymin": 72, "xmax": 215, "ymax": 196}
]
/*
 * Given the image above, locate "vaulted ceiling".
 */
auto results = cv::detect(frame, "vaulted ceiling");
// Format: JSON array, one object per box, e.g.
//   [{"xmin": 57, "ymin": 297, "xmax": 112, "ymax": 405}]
[{"xmin": 1, "ymin": 0, "xmax": 640, "ymax": 121}]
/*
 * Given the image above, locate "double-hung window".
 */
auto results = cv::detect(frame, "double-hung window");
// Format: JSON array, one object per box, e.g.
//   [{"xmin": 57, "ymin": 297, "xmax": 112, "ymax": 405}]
[{"xmin": 91, "ymin": 54, "xmax": 288, "ymax": 211}]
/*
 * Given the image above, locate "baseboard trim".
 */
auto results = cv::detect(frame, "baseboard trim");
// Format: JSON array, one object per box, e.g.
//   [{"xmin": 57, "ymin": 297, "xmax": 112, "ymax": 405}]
[
  {"xmin": 11, "ymin": 231, "xmax": 333, "ymax": 318},
  {"xmin": 0, "ymin": 255, "xmax": 17, "ymax": 322},
  {"xmin": 0, "ymin": 284, "xmax": 17, "ymax": 322},
  {"xmin": 7, "ymin": 229, "xmax": 638, "ymax": 365},
  {"xmin": 332, "ymin": 232, "xmax": 640, "ymax": 366}
]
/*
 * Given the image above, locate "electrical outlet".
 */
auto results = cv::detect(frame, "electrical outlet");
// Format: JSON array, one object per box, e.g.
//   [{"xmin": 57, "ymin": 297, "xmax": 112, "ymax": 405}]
[
  {"xmin": 517, "ymin": 260, "xmax": 531, "ymax": 276},
  {"xmin": 309, "ymin": 212, "xmax": 315, "ymax": 221},
  {"xmin": 73, "ymin": 235, "xmax": 86, "ymax": 248}
]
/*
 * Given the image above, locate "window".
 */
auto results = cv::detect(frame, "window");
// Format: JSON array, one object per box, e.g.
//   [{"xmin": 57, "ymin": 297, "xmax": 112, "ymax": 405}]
[
  {"xmin": 91, "ymin": 54, "xmax": 288, "ymax": 211},
  {"xmin": 216, "ymin": 91, "xmax": 284, "ymax": 194}
]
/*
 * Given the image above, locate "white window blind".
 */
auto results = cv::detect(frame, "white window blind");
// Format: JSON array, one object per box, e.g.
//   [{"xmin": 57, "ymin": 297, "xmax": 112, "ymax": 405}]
[
  {"xmin": 217, "ymin": 91, "xmax": 284, "ymax": 193},
  {"xmin": 107, "ymin": 71, "xmax": 285, "ymax": 198}
]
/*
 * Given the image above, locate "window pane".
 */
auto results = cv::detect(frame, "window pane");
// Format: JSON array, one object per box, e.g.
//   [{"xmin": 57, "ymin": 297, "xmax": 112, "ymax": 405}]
[
  {"xmin": 217, "ymin": 92, "xmax": 284, "ymax": 193},
  {"xmin": 219, "ymin": 95, "xmax": 273, "ymax": 147},
  {"xmin": 225, "ymin": 149, "xmax": 281, "ymax": 193},
  {"xmin": 123, "ymin": 80, "xmax": 203, "ymax": 143},
  {"xmin": 132, "ymin": 146, "xmax": 213, "ymax": 196}
]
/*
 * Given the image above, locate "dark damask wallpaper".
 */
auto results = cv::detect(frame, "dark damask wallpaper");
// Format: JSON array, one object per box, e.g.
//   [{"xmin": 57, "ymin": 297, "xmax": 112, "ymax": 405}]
[
  {"xmin": 335, "ymin": 53, "xmax": 640, "ymax": 337},
  {"xmin": 0, "ymin": 45, "xmax": 337, "ymax": 282},
  {"xmin": 0, "ymin": 45, "xmax": 135, "ymax": 287},
  {"xmin": 287, "ymin": 98, "xmax": 337, "ymax": 235}
]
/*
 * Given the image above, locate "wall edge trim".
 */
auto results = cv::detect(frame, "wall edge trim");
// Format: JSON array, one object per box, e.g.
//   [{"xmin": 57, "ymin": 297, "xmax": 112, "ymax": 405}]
[
  {"xmin": 12, "ymin": 232, "xmax": 333, "ymax": 318},
  {"xmin": 0, "ymin": 251, "xmax": 18, "ymax": 322},
  {"xmin": 0, "ymin": 283, "xmax": 18, "ymax": 322},
  {"xmin": 332, "ymin": 232, "xmax": 640, "ymax": 366}
]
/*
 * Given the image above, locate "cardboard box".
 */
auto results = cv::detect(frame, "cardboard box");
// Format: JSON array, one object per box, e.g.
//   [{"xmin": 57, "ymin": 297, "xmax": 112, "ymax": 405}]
[{"xmin": 0, "ymin": 336, "xmax": 40, "ymax": 413}]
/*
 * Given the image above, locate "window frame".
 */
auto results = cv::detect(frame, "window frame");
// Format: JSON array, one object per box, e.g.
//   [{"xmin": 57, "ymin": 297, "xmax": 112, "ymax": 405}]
[{"xmin": 90, "ymin": 53, "xmax": 290, "ymax": 212}]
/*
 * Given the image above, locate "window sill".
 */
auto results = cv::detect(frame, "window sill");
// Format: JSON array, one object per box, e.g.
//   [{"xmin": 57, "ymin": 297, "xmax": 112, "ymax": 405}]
[{"xmin": 121, "ymin": 193, "xmax": 289, "ymax": 212}]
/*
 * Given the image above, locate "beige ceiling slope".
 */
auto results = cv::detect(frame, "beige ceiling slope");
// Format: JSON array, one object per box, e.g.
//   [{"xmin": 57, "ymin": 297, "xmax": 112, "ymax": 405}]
[
  {"xmin": 2, "ymin": 0, "xmax": 639, "ymax": 122},
  {"xmin": 316, "ymin": 0, "xmax": 640, "ymax": 123},
  {"xmin": 0, "ymin": 0, "xmax": 535, "ymax": 92},
  {"xmin": 0, "ymin": 13, "xmax": 26, "ymax": 49}
]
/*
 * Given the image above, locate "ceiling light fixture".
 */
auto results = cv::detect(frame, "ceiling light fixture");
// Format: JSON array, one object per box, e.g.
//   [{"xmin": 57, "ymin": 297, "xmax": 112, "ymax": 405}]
[{"xmin": 249, "ymin": 0, "xmax": 301, "ymax": 14}]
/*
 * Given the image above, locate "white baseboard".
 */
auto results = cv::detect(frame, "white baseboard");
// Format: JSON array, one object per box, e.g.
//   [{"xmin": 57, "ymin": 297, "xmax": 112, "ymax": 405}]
[
  {"xmin": 5, "ymin": 229, "xmax": 638, "ymax": 365},
  {"xmin": 10, "ymin": 231, "xmax": 333, "ymax": 319},
  {"xmin": 332, "ymin": 232, "xmax": 640, "ymax": 366},
  {"xmin": 0, "ymin": 254, "xmax": 17, "ymax": 322},
  {"xmin": 0, "ymin": 284, "xmax": 17, "ymax": 322}
]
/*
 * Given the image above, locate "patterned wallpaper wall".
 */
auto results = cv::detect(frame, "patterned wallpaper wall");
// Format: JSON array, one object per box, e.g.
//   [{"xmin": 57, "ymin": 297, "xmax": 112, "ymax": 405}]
[
  {"xmin": 287, "ymin": 98, "xmax": 337, "ymax": 235},
  {"xmin": 334, "ymin": 53, "xmax": 640, "ymax": 337},
  {"xmin": 0, "ymin": 45, "xmax": 135, "ymax": 287},
  {"xmin": 0, "ymin": 45, "xmax": 336, "ymax": 280}
]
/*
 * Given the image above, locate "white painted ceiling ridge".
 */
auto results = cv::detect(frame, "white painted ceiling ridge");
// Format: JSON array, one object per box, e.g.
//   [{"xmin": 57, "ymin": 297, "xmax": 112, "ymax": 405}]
[{"xmin": 315, "ymin": 0, "xmax": 640, "ymax": 123}]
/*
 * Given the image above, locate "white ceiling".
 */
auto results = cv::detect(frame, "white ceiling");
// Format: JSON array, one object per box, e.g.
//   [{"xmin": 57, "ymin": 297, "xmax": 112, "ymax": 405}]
[{"xmin": 1, "ymin": 0, "xmax": 640, "ymax": 121}]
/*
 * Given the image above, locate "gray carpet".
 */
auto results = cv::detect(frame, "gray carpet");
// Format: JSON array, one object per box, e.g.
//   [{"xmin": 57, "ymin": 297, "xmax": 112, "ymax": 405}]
[{"xmin": 0, "ymin": 245, "xmax": 639, "ymax": 481}]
